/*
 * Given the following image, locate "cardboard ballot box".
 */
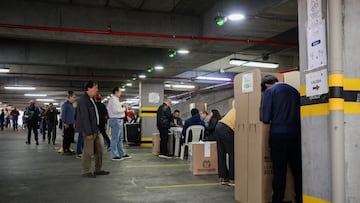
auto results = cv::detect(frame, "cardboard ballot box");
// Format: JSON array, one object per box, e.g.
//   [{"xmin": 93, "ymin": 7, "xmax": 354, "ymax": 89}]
[
  {"xmin": 189, "ymin": 141, "xmax": 218, "ymax": 175},
  {"xmin": 234, "ymin": 69, "xmax": 299, "ymax": 203},
  {"xmin": 152, "ymin": 132, "xmax": 174, "ymax": 156}
]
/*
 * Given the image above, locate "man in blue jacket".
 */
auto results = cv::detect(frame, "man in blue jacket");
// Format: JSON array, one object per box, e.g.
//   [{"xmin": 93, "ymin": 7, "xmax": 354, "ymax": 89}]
[
  {"xmin": 181, "ymin": 108, "xmax": 206, "ymax": 143},
  {"xmin": 77, "ymin": 81, "xmax": 109, "ymax": 178},
  {"xmin": 260, "ymin": 75, "xmax": 302, "ymax": 203}
]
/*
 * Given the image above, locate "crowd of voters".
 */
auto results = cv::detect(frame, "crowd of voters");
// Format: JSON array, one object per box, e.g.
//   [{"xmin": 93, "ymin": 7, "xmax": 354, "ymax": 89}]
[{"xmin": 0, "ymin": 75, "xmax": 302, "ymax": 203}]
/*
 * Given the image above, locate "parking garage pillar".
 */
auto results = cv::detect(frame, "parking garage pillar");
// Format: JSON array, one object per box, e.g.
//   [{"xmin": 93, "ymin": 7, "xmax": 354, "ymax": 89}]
[{"xmin": 139, "ymin": 81, "xmax": 164, "ymax": 147}]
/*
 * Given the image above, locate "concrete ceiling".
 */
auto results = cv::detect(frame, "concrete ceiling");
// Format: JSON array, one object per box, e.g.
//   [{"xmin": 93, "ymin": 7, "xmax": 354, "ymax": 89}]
[{"xmin": 0, "ymin": 0, "xmax": 299, "ymax": 109}]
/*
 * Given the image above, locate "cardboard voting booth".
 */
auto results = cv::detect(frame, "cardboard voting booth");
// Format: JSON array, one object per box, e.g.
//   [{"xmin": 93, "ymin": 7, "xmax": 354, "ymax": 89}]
[
  {"xmin": 189, "ymin": 141, "xmax": 218, "ymax": 175},
  {"xmin": 234, "ymin": 69, "xmax": 299, "ymax": 203}
]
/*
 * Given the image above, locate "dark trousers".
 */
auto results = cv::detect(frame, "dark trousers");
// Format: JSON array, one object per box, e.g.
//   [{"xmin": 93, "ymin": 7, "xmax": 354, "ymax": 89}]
[
  {"xmin": 0, "ymin": 120, "xmax": 4, "ymax": 130},
  {"xmin": 12, "ymin": 119, "xmax": 18, "ymax": 131},
  {"xmin": 158, "ymin": 127, "xmax": 169, "ymax": 155},
  {"xmin": 99, "ymin": 123, "xmax": 110, "ymax": 148},
  {"xmin": 47, "ymin": 123, "xmax": 56, "ymax": 144},
  {"xmin": 27, "ymin": 123, "xmax": 38, "ymax": 143},
  {"xmin": 215, "ymin": 122, "xmax": 235, "ymax": 180},
  {"xmin": 270, "ymin": 135, "xmax": 302, "ymax": 203},
  {"xmin": 63, "ymin": 125, "xmax": 74, "ymax": 151}
]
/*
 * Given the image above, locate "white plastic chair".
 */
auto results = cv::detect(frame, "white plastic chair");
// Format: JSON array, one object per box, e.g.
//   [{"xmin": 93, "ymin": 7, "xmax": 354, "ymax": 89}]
[{"xmin": 180, "ymin": 125, "xmax": 205, "ymax": 160}]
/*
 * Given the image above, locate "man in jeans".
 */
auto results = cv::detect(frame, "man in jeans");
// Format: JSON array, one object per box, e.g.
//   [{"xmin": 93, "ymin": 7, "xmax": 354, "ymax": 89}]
[
  {"xmin": 77, "ymin": 81, "xmax": 109, "ymax": 177},
  {"xmin": 260, "ymin": 75, "xmax": 302, "ymax": 203},
  {"xmin": 61, "ymin": 91, "xmax": 76, "ymax": 155},
  {"xmin": 156, "ymin": 98, "xmax": 173, "ymax": 159},
  {"xmin": 107, "ymin": 86, "xmax": 131, "ymax": 161}
]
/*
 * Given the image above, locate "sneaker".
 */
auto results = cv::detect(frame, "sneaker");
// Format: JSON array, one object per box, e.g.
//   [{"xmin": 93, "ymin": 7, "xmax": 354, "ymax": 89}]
[
  {"xmin": 69, "ymin": 147, "xmax": 75, "ymax": 152},
  {"xmin": 94, "ymin": 170, "xmax": 110, "ymax": 175},
  {"xmin": 25, "ymin": 141, "xmax": 30, "ymax": 145},
  {"xmin": 36, "ymin": 141, "xmax": 39, "ymax": 145},
  {"xmin": 121, "ymin": 154, "xmax": 132, "ymax": 160},
  {"xmin": 111, "ymin": 157, "xmax": 122, "ymax": 161},
  {"xmin": 227, "ymin": 180, "xmax": 235, "ymax": 187},
  {"xmin": 76, "ymin": 155, "xmax": 82, "ymax": 159},
  {"xmin": 107, "ymin": 147, "xmax": 111, "ymax": 151},
  {"xmin": 82, "ymin": 172, "xmax": 96, "ymax": 178},
  {"xmin": 219, "ymin": 178, "xmax": 229, "ymax": 185},
  {"xmin": 57, "ymin": 147, "xmax": 64, "ymax": 153},
  {"xmin": 158, "ymin": 155, "xmax": 172, "ymax": 159}
]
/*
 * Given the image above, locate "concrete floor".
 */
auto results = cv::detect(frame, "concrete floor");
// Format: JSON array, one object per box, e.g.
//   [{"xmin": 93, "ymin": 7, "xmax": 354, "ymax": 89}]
[{"xmin": 0, "ymin": 128, "xmax": 236, "ymax": 203}]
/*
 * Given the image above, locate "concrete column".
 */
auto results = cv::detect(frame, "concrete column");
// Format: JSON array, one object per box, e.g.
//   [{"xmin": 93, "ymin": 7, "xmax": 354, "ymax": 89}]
[{"xmin": 139, "ymin": 81, "xmax": 164, "ymax": 147}]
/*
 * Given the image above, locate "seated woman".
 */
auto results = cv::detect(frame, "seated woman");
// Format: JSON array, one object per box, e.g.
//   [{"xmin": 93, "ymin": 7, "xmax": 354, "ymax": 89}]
[{"xmin": 204, "ymin": 109, "xmax": 222, "ymax": 141}]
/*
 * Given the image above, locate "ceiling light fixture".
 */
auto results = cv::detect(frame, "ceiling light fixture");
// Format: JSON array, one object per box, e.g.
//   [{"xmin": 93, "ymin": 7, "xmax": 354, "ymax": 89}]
[
  {"xmin": 229, "ymin": 58, "xmax": 279, "ymax": 69},
  {"xmin": 196, "ymin": 76, "xmax": 232, "ymax": 81},
  {"xmin": 215, "ymin": 15, "xmax": 227, "ymax": 26},
  {"xmin": 177, "ymin": 49, "xmax": 190, "ymax": 54},
  {"xmin": 131, "ymin": 75, "xmax": 137, "ymax": 81},
  {"xmin": 0, "ymin": 68, "xmax": 10, "ymax": 73},
  {"xmin": 139, "ymin": 74, "xmax": 146, "ymax": 79},
  {"xmin": 154, "ymin": 66, "xmax": 164, "ymax": 70},
  {"xmin": 168, "ymin": 50, "xmax": 176, "ymax": 58},
  {"xmin": 24, "ymin": 94, "xmax": 47, "ymax": 97},
  {"xmin": 36, "ymin": 98, "xmax": 55, "ymax": 102},
  {"xmin": 126, "ymin": 83, "xmax": 132, "ymax": 87},
  {"xmin": 171, "ymin": 84, "xmax": 195, "ymax": 89},
  {"xmin": 120, "ymin": 88, "xmax": 126, "ymax": 92},
  {"xmin": 4, "ymin": 86, "xmax": 36, "ymax": 90},
  {"xmin": 147, "ymin": 67, "xmax": 153, "ymax": 73},
  {"xmin": 227, "ymin": 13, "xmax": 246, "ymax": 21}
]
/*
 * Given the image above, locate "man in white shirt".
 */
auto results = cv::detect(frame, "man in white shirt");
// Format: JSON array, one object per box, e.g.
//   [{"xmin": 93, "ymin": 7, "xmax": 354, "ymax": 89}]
[{"xmin": 107, "ymin": 86, "xmax": 131, "ymax": 161}]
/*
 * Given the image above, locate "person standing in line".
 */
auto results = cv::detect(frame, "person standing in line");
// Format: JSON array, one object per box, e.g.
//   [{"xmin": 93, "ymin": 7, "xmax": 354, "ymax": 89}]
[
  {"xmin": 107, "ymin": 87, "xmax": 131, "ymax": 161},
  {"xmin": 77, "ymin": 81, "xmax": 109, "ymax": 177},
  {"xmin": 46, "ymin": 103, "xmax": 58, "ymax": 145},
  {"xmin": 39, "ymin": 106, "xmax": 47, "ymax": 141},
  {"xmin": 24, "ymin": 100, "xmax": 40, "ymax": 145},
  {"xmin": 215, "ymin": 105, "xmax": 236, "ymax": 186},
  {"xmin": 95, "ymin": 94, "xmax": 111, "ymax": 151},
  {"xmin": 61, "ymin": 91, "xmax": 76, "ymax": 155},
  {"xmin": 0, "ymin": 109, "xmax": 4, "ymax": 131},
  {"xmin": 5, "ymin": 108, "xmax": 10, "ymax": 128},
  {"xmin": 156, "ymin": 98, "xmax": 173, "ymax": 159},
  {"xmin": 10, "ymin": 107, "xmax": 20, "ymax": 131},
  {"xmin": 260, "ymin": 75, "xmax": 302, "ymax": 203}
]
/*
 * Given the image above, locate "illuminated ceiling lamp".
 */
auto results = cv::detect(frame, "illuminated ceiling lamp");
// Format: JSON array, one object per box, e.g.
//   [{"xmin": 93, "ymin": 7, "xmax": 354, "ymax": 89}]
[
  {"xmin": 229, "ymin": 58, "xmax": 247, "ymax": 66},
  {"xmin": 227, "ymin": 13, "xmax": 246, "ymax": 21},
  {"xmin": 215, "ymin": 14, "xmax": 227, "ymax": 26},
  {"xmin": 168, "ymin": 50, "xmax": 176, "ymax": 58},
  {"xmin": 0, "ymin": 67, "xmax": 10, "ymax": 73},
  {"xmin": 196, "ymin": 76, "xmax": 232, "ymax": 81},
  {"xmin": 147, "ymin": 67, "xmax": 153, "ymax": 73},
  {"xmin": 229, "ymin": 58, "xmax": 279, "ymax": 69}
]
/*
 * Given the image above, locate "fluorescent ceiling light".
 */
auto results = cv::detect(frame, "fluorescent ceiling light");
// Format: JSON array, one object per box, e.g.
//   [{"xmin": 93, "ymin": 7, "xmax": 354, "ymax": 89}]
[
  {"xmin": 177, "ymin": 49, "xmax": 190, "ymax": 54},
  {"xmin": 171, "ymin": 84, "xmax": 195, "ymax": 89},
  {"xmin": 229, "ymin": 59, "xmax": 247, "ymax": 66},
  {"xmin": 243, "ymin": 61, "xmax": 279, "ymax": 68},
  {"xmin": 24, "ymin": 94, "xmax": 47, "ymax": 97},
  {"xmin": 44, "ymin": 102, "xmax": 59, "ymax": 105},
  {"xmin": 196, "ymin": 76, "xmax": 232, "ymax": 81},
  {"xmin": 120, "ymin": 88, "xmax": 126, "ymax": 92},
  {"xmin": 0, "ymin": 68, "xmax": 10, "ymax": 73},
  {"xmin": 154, "ymin": 66, "xmax": 164, "ymax": 70},
  {"xmin": 126, "ymin": 83, "xmax": 132, "ymax": 87},
  {"xmin": 164, "ymin": 84, "xmax": 171, "ymax": 88},
  {"xmin": 4, "ymin": 86, "xmax": 36, "ymax": 90},
  {"xmin": 139, "ymin": 74, "xmax": 146, "ymax": 79},
  {"xmin": 36, "ymin": 98, "xmax": 55, "ymax": 102},
  {"xmin": 228, "ymin": 14, "xmax": 246, "ymax": 21}
]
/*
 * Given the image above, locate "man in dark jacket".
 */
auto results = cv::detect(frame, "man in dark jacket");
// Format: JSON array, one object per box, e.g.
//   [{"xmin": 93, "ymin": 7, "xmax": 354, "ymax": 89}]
[
  {"xmin": 61, "ymin": 91, "xmax": 76, "ymax": 154},
  {"xmin": 181, "ymin": 108, "xmax": 205, "ymax": 143},
  {"xmin": 260, "ymin": 75, "xmax": 302, "ymax": 203},
  {"xmin": 46, "ymin": 103, "xmax": 58, "ymax": 145},
  {"xmin": 95, "ymin": 94, "xmax": 111, "ymax": 150},
  {"xmin": 77, "ymin": 81, "xmax": 109, "ymax": 178},
  {"xmin": 156, "ymin": 99, "xmax": 173, "ymax": 159},
  {"xmin": 24, "ymin": 100, "xmax": 40, "ymax": 145},
  {"xmin": 10, "ymin": 107, "xmax": 20, "ymax": 131}
]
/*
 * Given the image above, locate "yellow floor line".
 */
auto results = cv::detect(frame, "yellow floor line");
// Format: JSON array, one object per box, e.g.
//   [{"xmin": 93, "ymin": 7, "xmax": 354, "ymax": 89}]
[
  {"xmin": 126, "ymin": 163, "xmax": 189, "ymax": 168},
  {"xmin": 145, "ymin": 182, "xmax": 220, "ymax": 189}
]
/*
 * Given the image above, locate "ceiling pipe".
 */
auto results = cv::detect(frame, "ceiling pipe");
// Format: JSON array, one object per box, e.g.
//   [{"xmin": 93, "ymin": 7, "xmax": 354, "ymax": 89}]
[{"xmin": 0, "ymin": 23, "xmax": 298, "ymax": 47}]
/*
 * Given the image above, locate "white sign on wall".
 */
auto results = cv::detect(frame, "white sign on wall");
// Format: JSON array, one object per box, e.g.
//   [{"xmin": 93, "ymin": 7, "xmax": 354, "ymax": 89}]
[
  {"xmin": 148, "ymin": 92, "xmax": 160, "ymax": 103},
  {"xmin": 242, "ymin": 72, "xmax": 254, "ymax": 93},
  {"xmin": 305, "ymin": 69, "xmax": 328, "ymax": 97},
  {"xmin": 307, "ymin": 20, "xmax": 327, "ymax": 70},
  {"xmin": 307, "ymin": 0, "xmax": 322, "ymax": 26}
]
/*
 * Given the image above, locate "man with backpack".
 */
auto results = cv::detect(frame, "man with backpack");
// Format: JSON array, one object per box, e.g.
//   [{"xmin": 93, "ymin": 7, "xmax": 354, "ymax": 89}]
[{"xmin": 24, "ymin": 100, "xmax": 40, "ymax": 145}]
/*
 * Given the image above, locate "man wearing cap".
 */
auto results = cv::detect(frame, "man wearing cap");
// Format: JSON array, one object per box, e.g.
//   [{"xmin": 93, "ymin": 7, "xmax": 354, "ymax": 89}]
[
  {"xmin": 260, "ymin": 75, "xmax": 302, "ymax": 203},
  {"xmin": 77, "ymin": 81, "xmax": 109, "ymax": 177},
  {"xmin": 24, "ymin": 100, "xmax": 40, "ymax": 145}
]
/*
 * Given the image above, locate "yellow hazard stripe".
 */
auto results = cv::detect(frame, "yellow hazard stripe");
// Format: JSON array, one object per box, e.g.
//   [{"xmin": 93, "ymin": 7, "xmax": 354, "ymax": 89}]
[
  {"xmin": 140, "ymin": 143, "xmax": 152, "ymax": 147},
  {"xmin": 328, "ymin": 74, "xmax": 344, "ymax": 87},
  {"xmin": 303, "ymin": 194, "xmax": 330, "ymax": 203},
  {"xmin": 345, "ymin": 102, "xmax": 360, "ymax": 114},
  {"xmin": 300, "ymin": 78, "xmax": 360, "ymax": 96},
  {"xmin": 301, "ymin": 103, "xmax": 329, "ymax": 116},
  {"xmin": 329, "ymin": 98, "xmax": 344, "ymax": 110},
  {"xmin": 141, "ymin": 107, "xmax": 158, "ymax": 111},
  {"xmin": 140, "ymin": 113, "xmax": 157, "ymax": 117},
  {"xmin": 344, "ymin": 78, "xmax": 360, "ymax": 91}
]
